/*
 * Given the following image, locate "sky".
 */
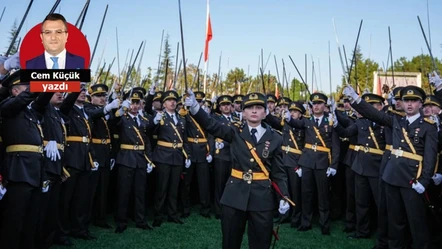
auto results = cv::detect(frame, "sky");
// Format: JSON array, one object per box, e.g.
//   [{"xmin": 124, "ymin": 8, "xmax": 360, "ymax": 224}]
[{"xmin": 1, "ymin": 0, "xmax": 441, "ymax": 93}]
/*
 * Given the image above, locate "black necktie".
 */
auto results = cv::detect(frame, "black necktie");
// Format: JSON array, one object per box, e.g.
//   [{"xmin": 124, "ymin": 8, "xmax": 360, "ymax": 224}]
[
  {"xmin": 227, "ymin": 117, "xmax": 231, "ymax": 122},
  {"xmin": 315, "ymin": 118, "xmax": 319, "ymax": 127},
  {"xmin": 406, "ymin": 120, "xmax": 410, "ymax": 130},
  {"xmin": 171, "ymin": 114, "xmax": 176, "ymax": 124},
  {"xmin": 133, "ymin": 117, "xmax": 138, "ymax": 127},
  {"xmin": 251, "ymin": 128, "xmax": 258, "ymax": 145}
]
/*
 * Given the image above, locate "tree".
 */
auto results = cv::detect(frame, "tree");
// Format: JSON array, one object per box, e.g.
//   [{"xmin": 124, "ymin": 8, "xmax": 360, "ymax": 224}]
[
  {"xmin": 5, "ymin": 20, "xmax": 19, "ymax": 55},
  {"xmin": 155, "ymin": 34, "xmax": 174, "ymax": 90}
]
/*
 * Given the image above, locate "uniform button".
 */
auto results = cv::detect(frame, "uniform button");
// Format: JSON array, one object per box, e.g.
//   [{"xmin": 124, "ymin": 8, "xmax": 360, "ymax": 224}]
[
  {"xmin": 399, "ymin": 147, "xmax": 402, "ymax": 150},
  {"xmin": 174, "ymin": 133, "xmax": 176, "ymax": 135},
  {"xmin": 289, "ymin": 139, "xmax": 292, "ymax": 141},
  {"xmin": 401, "ymin": 140, "xmax": 404, "ymax": 142},
  {"xmin": 250, "ymin": 158, "xmax": 254, "ymax": 162},
  {"xmin": 368, "ymin": 137, "xmax": 371, "ymax": 139},
  {"xmin": 196, "ymin": 135, "xmax": 199, "ymax": 138},
  {"xmin": 315, "ymin": 136, "xmax": 318, "ymax": 138}
]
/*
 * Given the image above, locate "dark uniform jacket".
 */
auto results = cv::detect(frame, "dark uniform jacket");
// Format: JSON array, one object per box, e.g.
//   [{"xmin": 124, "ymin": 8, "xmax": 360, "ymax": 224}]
[
  {"xmin": 192, "ymin": 108, "xmax": 288, "ymax": 212},
  {"xmin": 287, "ymin": 112, "xmax": 340, "ymax": 170},
  {"xmin": 335, "ymin": 118, "xmax": 386, "ymax": 177},
  {"xmin": 84, "ymin": 103, "xmax": 113, "ymax": 169},
  {"xmin": 352, "ymin": 99, "xmax": 438, "ymax": 189},
  {"xmin": 335, "ymin": 110, "xmax": 358, "ymax": 167},
  {"xmin": 209, "ymin": 114, "xmax": 240, "ymax": 162},
  {"xmin": 64, "ymin": 104, "xmax": 96, "ymax": 171},
  {"xmin": 110, "ymin": 112, "xmax": 153, "ymax": 168},
  {"xmin": 266, "ymin": 114, "xmax": 305, "ymax": 168},
  {"xmin": 0, "ymin": 91, "xmax": 53, "ymax": 187},
  {"xmin": 152, "ymin": 111, "xmax": 191, "ymax": 166},
  {"xmin": 186, "ymin": 113, "xmax": 210, "ymax": 163}
]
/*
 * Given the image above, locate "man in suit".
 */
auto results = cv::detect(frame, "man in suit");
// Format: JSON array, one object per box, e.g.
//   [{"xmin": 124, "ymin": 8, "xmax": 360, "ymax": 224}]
[
  {"xmin": 185, "ymin": 91, "xmax": 291, "ymax": 249},
  {"xmin": 26, "ymin": 13, "xmax": 84, "ymax": 70},
  {"xmin": 284, "ymin": 93, "xmax": 340, "ymax": 235}
]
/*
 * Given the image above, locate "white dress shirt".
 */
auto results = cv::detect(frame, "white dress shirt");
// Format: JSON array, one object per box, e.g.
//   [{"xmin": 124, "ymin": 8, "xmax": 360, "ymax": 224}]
[
  {"xmin": 45, "ymin": 49, "xmax": 67, "ymax": 69},
  {"xmin": 248, "ymin": 124, "xmax": 266, "ymax": 143},
  {"xmin": 128, "ymin": 113, "xmax": 140, "ymax": 126},
  {"xmin": 166, "ymin": 111, "xmax": 178, "ymax": 124},
  {"xmin": 313, "ymin": 115, "xmax": 324, "ymax": 126},
  {"xmin": 235, "ymin": 111, "xmax": 242, "ymax": 121},
  {"xmin": 406, "ymin": 113, "xmax": 420, "ymax": 125},
  {"xmin": 75, "ymin": 104, "xmax": 88, "ymax": 119}
]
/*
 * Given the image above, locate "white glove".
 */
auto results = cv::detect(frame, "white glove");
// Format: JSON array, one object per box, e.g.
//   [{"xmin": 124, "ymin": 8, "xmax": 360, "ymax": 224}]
[
  {"xmin": 0, "ymin": 185, "xmax": 7, "ymax": 200},
  {"xmin": 44, "ymin": 140, "xmax": 61, "ymax": 162},
  {"xmin": 3, "ymin": 52, "xmax": 20, "ymax": 71},
  {"xmin": 330, "ymin": 99, "xmax": 337, "ymax": 112},
  {"xmin": 185, "ymin": 89, "xmax": 200, "ymax": 115},
  {"xmin": 430, "ymin": 115, "xmax": 440, "ymax": 132},
  {"xmin": 388, "ymin": 90, "xmax": 394, "ymax": 100},
  {"xmin": 42, "ymin": 180, "xmax": 50, "ymax": 193},
  {"xmin": 110, "ymin": 159, "xmax": 115, "ymax": 171},
  {"xmin": 342, "ymin": 85, "xmax": 359, "ymax": 101},
  {"xmin": 206, "ymin": 154, "xmax": 213, "ymax": 163},
  {"xmin": 391, "ymin": 97, "xmax": 397, "ymax": 105},
  {"xmin": 278, "ymin": 200, "xmax": 290, "ymax": 215},
  {"xmin": 104, "ymin": 99, "xmax": 120, "ymax": 113},
  {"xmin": 146, "ymin": 163, "xmax": 153, "ymax": 173},
  {"xmin": 412, "ymin": 181, "xmax": 425, "ymax": 194},
  {"xmin": 432, "ymin": 173, "xmax": 442, "ymax": 186},
  {"xmin": 331, "ymin": 114, "xmax": 338, "ymax": 128},
  {"xmin": 429, "ymin": 71, "xmax": 442, "ymax": 89},
  {"xmin": 285, "ymin": 110, "xmax": 291, "ymax": 121},
  {"xmin": 295, "ymin": 167, "xmax": 302, "ymax": 177},
  {"xmin": 149, "ymin": 84, "xmax": 156, "ymax": 95},
  {"xmin": 121, "ymin": 100, "xmax": 131, "ymax": 109},
  {"xmin": 185, "ymin": 159, "xmax": 191, "ymax": 168},
  {"xmin": 215, "ymin": 141, "xmax": 224, "ymax": 150},
  {"xmin": 92, "ymin": 162, "xmax": 99, "ymax": 171},
  {"xmin": 110, "ymin": 91, "xmax": 118, "ymax": 100},
  {"xmin": 153, "ymin": 112, "xmax": 163, "ymax": 125},
  {"xmin": 326, "ymin": 167, "xmax": 337, "ymax": 177}
]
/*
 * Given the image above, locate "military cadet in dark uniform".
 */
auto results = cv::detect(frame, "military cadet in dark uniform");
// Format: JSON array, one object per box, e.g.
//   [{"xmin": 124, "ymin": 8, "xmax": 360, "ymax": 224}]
[
  {"xmin": 284, "ymin": 92, "xmax": 340, "ymax": 235},
  {"xmin": 209, "ymin": 95, "xmax": 240, "ymax": 219},
  {"xmin": 266, "ymin": 101, "xmax": 306, "ymax": 228},
  {"xmin": 185, "ymin": 90, "xmax": 291, "ymax": 249},
  {"xmin": 36, "ymin": 91, "xmax": 80, "ymax": 248},
  {"xmin": 334, "ymin": 93, "xmax": 386, "ymax": 239},
  {"xmin": 152, "ymin": 90, "xmax": 191, "ymax": 227},
  {"xmin": 232, "ymin": 94, "xmax": 244, "ymax": 121},
  {"xmin": 112, "ymin": 90, "xmax": 154, "ymax": 233},
  {"xmin": 0, "ymin": 72, "xmax": 54, "ymax": 249},
  {"xmin": 84, "ymin": 84, "xmax": 120, "ymax": 229},
  {"xmin": 59, "ymin": 88, "xmax": 98, "ymax": 241},
  {"xmin": 266, "ymin": 94, "xmax": 277, "ymax": 114},
  {"xmin": 344, "ymin": 85, "xmax": 437, "ymax": 249},
  {"xmin": 181, "ymin": 91, "xmax": 212, "ymax": 218},
  {"xmin": 277, "ymin": 97, "xmax": 291, "ymax": 112}
]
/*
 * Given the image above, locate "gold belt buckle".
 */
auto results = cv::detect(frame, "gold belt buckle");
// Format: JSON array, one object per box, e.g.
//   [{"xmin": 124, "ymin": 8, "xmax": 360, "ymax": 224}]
[
  {"xmin": 59, "ymin": 144, "xmax": 65, "ymax": 150},
  {"xmin": 38, "ymin": 146, "xmax": 44, "ymax": 153},
  {"xmin": 363, "ymin": 146, "xmax": 369, "ymax": 153},
  {"xmin": 243, "ymin": 170, "xmax": 253, "ymax": 184},
  {"xmin": 101, "ymin": 139, "xmax": 107, "ymax": 144},
  {"xmin": 134, "ymin": 145, "xmax": 139, "ymax": 150},
  {"xmin": 194, "ymin": 138, "xmax": 199, "ymax": 144},
  {"xmin": 82, "ymin": 137, "xmax": 88, "ymax": 143},
  {"xmin": 311, "ymin": 144, "xmax": 317, "ymax": 152},
  {"xmin": 394, "ymin": 149, "xmax": 403, "ymax": 157},
  {"xmin": 172, "ymin": 143, "xmax": 177, "ymax": 149}
]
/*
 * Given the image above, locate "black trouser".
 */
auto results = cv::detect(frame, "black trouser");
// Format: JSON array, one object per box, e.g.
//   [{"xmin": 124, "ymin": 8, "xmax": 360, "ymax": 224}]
[
  {"xmin": 214, "ymin": 158, "xmax": 231, "ymax": 216},
  {"xmin": 221, "ymin": 205, "xmax": 273, "ymax": 249},
  {"xmin": 376, "ymin": 177, "xmax": 389, "ymax": 248},
  {"xmin": 36, "ymin": 173, "xmax": 61, "ymax": 249},
  {"xmin": 301, "ymin": 167, "xmax": 330, "ymax": 229},
  {"xmin": 59, "ymin": 167, "xmax": 91, "ymax": 236},
  {"xmin": 92, "ymin": 168, "xmax": 110, "ymax": 225},
  {"xmin": 330, "ymin": 162, "xmax": 346, "ymax": 219},
  {"xmin": 181, "ymin": 161, "xmax": 211, "ymax": 215},
  {"xmin": 427, "ymin": 183, "xmax": 442, "ymax": 249},
  {"xmin": 154, "ymin": 163, "xmax": 182, "ymax": 220},
  {"xmin": 385, "ymin": 183, "xmax": 430, "ymax": 249},
  {"xmin": 0, "ymin": 182, "xmax": 41, "ymax": 249},
  {"xmin": 354, "ymin": 173, "xmax": 379, "ymax": 237},
  {"xmin": 285, "ymin": 167, "xmax": 302, "ymax": 226},
  {"xmin": 345, "ymin": 166, "xmax": 356, "ymax": 230},
  {"xmin": 115, "ymin": 165, "xmax": 146, "ymax": 226}
]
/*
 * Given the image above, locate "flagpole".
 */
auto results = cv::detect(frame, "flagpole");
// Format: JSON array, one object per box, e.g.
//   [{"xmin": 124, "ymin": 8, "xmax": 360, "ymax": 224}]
[{"xmin": 203, "ymin": 0, "xmax": 212, "ymax": 93}]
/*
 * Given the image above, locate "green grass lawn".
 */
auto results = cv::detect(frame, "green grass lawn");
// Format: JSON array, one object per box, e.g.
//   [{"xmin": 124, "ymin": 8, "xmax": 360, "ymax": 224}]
[{"xmin": 52, "ymin": 211, "xmax": 375, "ymax": 249}]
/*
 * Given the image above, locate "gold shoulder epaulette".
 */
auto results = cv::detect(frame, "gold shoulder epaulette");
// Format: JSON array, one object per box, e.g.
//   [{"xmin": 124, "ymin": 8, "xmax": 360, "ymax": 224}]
[
  {"xmin": 336, "ymin": 107, "xmax": 345, "ymax": 112},
  {"xmin": 178, "ymin": 108, "xmax": 188, "ymax": 117},
  {"xmin": 388, "ymin": 109, "xmax": 405, "ymax": 117},
  {"xmin": 424, "ymin": 118, "xmax": 435, "ymax": 124},
  {"xmin": 140, "ymin": 116, "xmax": 148, "ymax": 121},
  {"xmin": 273, "ymin": 129, "xmax": 283, "ymax": 135},
  {"xmin": 303, "ymin": 114, "xmax": 311, "ymax": 119}
]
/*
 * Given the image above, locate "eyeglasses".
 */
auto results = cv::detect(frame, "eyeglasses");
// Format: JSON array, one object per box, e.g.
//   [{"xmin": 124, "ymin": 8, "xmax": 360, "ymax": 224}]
[{"xmin": 41, "ymin": 30, "xmax": 68, "ymax": 36}]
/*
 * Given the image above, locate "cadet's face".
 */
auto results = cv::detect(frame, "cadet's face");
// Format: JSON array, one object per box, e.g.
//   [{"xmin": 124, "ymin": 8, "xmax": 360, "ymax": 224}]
[
  {"xmin": 163, "ymin": 99, "xmax": 176, "ymax": 112},
  {"xmin": 140, "ymin": 100, "xmax": 145, "ymax": 109},
  {"xmin": 243, "ymin": 105, "xmax": 265, "ymax": 125},
  {"xmin": 230, "ymin": 105, "xmax": 235, "ymax": 113},
  {"xmin": 290, "ymin": 110, "xmax": 301, "ymax": 120},
  {"xmin": 372, "ymin": 102, "xmax": 383, "ymax": 111},
  {"xmin": 280, "ymin": 104, "xmax": 288, "ymax": 112},
  {"xmin": 274, "ymin": 106, "xmax": 281, "ymax": 114},
  {"xmin": 153, "ymin": 100, "xmax": 161, "ymax": 110},
  {"xmin": 220, "ymin": 103, "xmax": 231, "ymax": 115},
  {"xmin": 50, "ymin": 92, "xmax": 64, "ymax": 106},
  {"xmin": 130, "ymin": 101, "xmax": 140, "ymax": 114},
  {"xmin": 12, "ymin": 85, "xmax": 29, "ymax": 96},
  {"xmin": 344, "ymin": 101, "xmax": 351, "ymax": 111},
  {"xmin": 431, "ymin": 105, "xmax": 440, "ymax": 115},
  {"xmin": 267, "ymin": 102, "xmax": 275, "ymax": 112},
  {"xmin": 403, "ymin": 99, "xmax": 422, "ymax": 116},
  {"xmin": 91, "ymin": 94, "xmax": 106, "ymax": 106},
  {"xmin": 77, "ymin": 91, "xmax": 86, "ymax": 103},
  {"xmin": 395, "ymin": 99, "xmax": 403, "ymax": 111},
  {"xmin": 423, "ymin": 105, "xmax": 433, "ymax": 117},
  {"xmin": 312, "ymin": 102, "xmax": 325, "ymax": 115},
  {"xmin": 234, "ymin": 102, "xmax": 241, "ymax": 112},
  {"xmin": 40, "ymin": 20, "xmax": 68, "ymax": 56}
]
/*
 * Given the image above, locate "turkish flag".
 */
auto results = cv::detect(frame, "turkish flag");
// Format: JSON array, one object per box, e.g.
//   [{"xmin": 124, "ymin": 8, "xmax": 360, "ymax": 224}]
[{"xmin": 204, "ymin": 2, "xmax": 212, "ymax": 62}]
